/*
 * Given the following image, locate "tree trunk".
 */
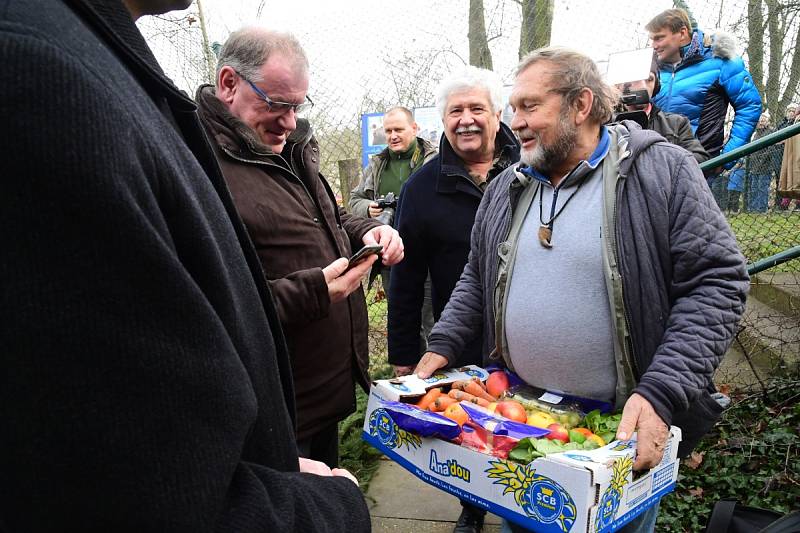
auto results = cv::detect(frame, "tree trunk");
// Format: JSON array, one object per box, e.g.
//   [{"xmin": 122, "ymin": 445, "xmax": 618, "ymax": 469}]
[
  {"xmin": 747, "ymin": 0, "xmax": 765, "ymax": 95},
  {"xmin": 746, "ymin": 0, "xmax": 800, "ymax": 120},
  {"xmin": 338, "ymin": 159, "xmax": 360, "ymax": 210},
  {"xmin": 765, "ymin": 0, "xmax": 781, "ymax": 115},
  {"xmin": 196, "ymin": 0, "xmax": 216, "ymax": 85},
  {"xmin": 518, "ymin": 0, "xmax": 554, "ymax": 59},
  {"xmin": 468, "ymin": 0, "xmax": 493, "ymax": 69}
]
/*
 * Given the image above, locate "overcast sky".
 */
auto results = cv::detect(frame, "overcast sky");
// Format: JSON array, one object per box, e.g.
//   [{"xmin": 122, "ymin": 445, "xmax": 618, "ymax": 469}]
[{"xmin": 139, "ymin": 0, "xmax": 747, "ymax": 126}]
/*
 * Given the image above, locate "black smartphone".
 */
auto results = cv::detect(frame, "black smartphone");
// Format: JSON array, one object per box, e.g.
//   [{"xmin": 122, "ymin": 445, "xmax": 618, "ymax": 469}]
[{"xmin": 347, "ymin": 244, "xmax": 383, "ymax": 269}]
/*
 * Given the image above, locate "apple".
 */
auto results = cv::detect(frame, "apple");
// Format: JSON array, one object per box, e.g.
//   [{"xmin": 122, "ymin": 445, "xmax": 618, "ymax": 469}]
[
  {"xmin": 526, "ymin": 410, "xmax": 557, "ymax": 428},
  {"xmin": 485, "ymin": 371, "xmax": 510, "ymax": 398},
  {"xmin": 546, "ymin": 423, "xmax": 570, "ymax": 443},
  {"xmin": 495, "ymin": 400, "xmax": 528, "ymax": 423}
]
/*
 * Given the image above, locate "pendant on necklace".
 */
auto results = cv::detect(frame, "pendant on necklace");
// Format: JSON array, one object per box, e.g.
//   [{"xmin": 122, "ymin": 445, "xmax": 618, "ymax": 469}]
[{"xmin": 538, "ymin": 225, "xmax": 553, "ymax": 249}]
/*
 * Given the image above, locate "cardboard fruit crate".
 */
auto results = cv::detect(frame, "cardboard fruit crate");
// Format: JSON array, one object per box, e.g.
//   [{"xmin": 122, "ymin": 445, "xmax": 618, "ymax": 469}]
[{"xmin": 362, "ymin": 366, "xmax": 681, "ymax": 533}]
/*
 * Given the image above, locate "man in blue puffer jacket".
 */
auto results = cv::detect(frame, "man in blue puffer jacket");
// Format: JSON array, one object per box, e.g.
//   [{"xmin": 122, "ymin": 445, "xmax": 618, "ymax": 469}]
[{"xmin": 646, "ymin": 9, "xmax": 762, "ymax": 167}]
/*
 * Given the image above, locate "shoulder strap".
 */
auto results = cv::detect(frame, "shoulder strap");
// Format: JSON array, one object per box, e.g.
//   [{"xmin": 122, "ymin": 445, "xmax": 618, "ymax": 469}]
[
  {"xmin": 759, "ymin": 511, "xmax": 800, "ymax": 533},
  {"xmin": 706, "ymin": 500, "xmax": 737, "ymax": 533}
]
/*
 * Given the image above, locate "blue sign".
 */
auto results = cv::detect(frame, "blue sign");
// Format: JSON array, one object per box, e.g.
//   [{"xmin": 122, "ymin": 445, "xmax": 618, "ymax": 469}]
[{"xmin": 361, "ymin": 112, "xmax": 386, "ymax": 168}]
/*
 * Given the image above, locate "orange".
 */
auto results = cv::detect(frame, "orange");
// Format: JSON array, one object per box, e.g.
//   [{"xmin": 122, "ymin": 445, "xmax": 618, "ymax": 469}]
[{"xmin": 443, "ymin": 403, "xmax": 469, "ymax": 426}]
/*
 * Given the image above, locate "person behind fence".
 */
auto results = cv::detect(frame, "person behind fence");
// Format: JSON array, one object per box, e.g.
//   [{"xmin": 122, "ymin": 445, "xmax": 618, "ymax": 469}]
[
  {"xmin": 195, "ymin": 27, "xmax": 404, "ymax": 469},
  {"xmin": 349, "ymin": 106, "xmax": 437, "ymax": 357},
  {"xmin": 414, "ymin": 47, "xmax": 749, "ymax": 533},
  {"xmin": 614, "ymin": 52, "xmax": 709, "ymax": 165},
  {"xmin": 778, "ymin": 108, "xmax": 800, "ymax": 209},
  {"xmin": 646, "ymin": 8, "xmax": 762, "ymax": 170},
  {"xmin": 350, "ymin": 107, "xmax": 437, "ymax": 228},
  {"xmin": 745, "ymin": 112, "xmax": 780, "ymax": 213},
  {"xmin": 775, "ymin": 104, "xmax": 800, "ymax": 210},
  {"xmin": 1, "ymin": 1, "xmax": 372, "ymax": 531},
  {"xmin": 387, "ymin": 65, "xmax": 520, "ymax": 533},
  {"xmin": 723, "ymin": 161, "xmax": 747, "ymax": 214}
]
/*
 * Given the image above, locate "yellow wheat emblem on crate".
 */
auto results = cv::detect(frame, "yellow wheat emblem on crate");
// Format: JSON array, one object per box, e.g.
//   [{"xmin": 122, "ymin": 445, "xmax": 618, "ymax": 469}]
[{"xmin": 395, "ymin": 427, "xmax": 422, "ymax": 450}]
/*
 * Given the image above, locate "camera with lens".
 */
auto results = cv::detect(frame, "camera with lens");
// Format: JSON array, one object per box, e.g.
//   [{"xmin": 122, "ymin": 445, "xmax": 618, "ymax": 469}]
[
  {"xmin": 607, "ymin": 48, "xmax": 656, "ymax": 129},
  {"xmin": 613, "ymin": 84, "xmax": 650, "ymax": 129},
  {"xmin": 375, "ymin": 192, "xmax": 398, "ymax": 226}
]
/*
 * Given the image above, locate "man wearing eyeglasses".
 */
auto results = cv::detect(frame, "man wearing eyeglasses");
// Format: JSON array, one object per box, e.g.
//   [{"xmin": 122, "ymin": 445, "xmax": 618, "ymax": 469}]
[{"xmin": 196, "ymin": 27, "xmax": 403, "ymax": 469}]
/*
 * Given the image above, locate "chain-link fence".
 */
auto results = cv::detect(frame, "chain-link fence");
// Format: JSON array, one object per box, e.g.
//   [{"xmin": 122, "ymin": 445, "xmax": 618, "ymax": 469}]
[{"xmin": 137, "ymin": 0, "xmax": 799, "ymax": 392}]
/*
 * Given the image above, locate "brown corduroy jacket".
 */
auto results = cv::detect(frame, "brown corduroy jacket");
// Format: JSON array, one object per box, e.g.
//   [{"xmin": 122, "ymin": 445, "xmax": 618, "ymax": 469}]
[{"xmin": 197, "ymin": 86, "xmax": 379, "ymax": 439}]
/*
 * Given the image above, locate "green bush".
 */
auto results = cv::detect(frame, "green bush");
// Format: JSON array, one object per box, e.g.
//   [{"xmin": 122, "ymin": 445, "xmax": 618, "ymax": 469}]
[
  {"xmin": 658, "ymin": 376, "xmax": 800, "ymax": 531},
  {"xmin": 727, "ymin": 212, "xmax": 800, "ymax": 272}
]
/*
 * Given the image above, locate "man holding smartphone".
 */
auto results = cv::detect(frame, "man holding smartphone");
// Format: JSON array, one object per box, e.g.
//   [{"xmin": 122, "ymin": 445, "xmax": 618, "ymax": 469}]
[{"xmin": 196, "ymin": 28, "xmax": 403, "ymax": 468}]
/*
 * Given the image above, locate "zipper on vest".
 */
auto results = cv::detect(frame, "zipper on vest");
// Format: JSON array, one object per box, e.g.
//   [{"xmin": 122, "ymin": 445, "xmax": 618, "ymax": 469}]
[{"xmin": 612, "ymin": 178, "xmax": 640, "ymax": 379}]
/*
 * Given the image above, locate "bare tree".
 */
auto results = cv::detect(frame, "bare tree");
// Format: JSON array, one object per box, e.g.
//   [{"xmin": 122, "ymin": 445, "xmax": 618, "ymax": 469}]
[
  {"xmin": 517, "ymin": 0, "xmax": 554, "ymax": 58},
  {"xmin": 469, "ymin": 0, "xmax": 494, "ymax": 69},
  {"xmin": 745, "ymin": 0, "xmax": 800, "ymax": 118},
  {"xmin": 140, "ymin": 7, "xmax": 209, "ymax": 91},
  {"xmin": 196, "ymin": 0, "xmax": 215, "ymax": 85},
  {"xmin": 674, "ymin": 0, "xmax": 699, "ymax": 28}
]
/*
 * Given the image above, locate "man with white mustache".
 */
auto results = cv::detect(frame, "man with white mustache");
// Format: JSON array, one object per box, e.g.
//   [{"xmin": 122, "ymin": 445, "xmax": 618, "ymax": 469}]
[
  {"xmin": 387, "ymin": 65, "xmax": 519, "ymax": 533},
  {"xmin": 416, "ymin": 48, "xmax": 748, "ymax": 533}
]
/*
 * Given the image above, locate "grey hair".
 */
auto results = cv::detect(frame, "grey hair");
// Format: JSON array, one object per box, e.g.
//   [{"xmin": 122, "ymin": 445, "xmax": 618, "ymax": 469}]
[
  {"xmin": 435, "ymin": 65, "xmax": 504, "ymax": 119},
  {"xmin": 216, "ymin": 27, "xmax": 308, "ymax": 83},
  {"xmin": 516, "ymin": 47, "xmax": 617, "ymax": 124}
]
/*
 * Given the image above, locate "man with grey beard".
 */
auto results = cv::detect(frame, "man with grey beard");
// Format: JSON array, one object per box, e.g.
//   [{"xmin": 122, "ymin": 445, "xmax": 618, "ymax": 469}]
[{"xmin": 416, "ymin": 47, "xmax": 748, "ymax": 532}]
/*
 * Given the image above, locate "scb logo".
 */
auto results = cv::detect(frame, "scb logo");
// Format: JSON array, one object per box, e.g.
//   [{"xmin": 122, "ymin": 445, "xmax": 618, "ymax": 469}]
[
  {"xmin": 373, "ymin": 409, "xmax": 398, "ymax": 448},
  {"xmin": 528, "ymin": 481, "xmax": 564, "ymax": 524},
  {"xmin": 464, "ymin": 368, "xmax": 486, "ymax": 379}
]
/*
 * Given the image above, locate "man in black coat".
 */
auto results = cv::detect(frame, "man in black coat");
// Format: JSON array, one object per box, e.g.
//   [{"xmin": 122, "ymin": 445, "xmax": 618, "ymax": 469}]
[
  {"xmin": 0, "ymin": 0, "xmax": 370, "ymax": 531},
  {"xmin": 387, "ymin": 66, "xmax": 520, "ymax": 533}
]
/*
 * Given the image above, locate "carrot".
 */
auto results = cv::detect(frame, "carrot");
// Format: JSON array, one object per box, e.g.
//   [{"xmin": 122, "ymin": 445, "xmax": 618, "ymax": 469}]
[
  {"xmin": 467, "ymin": 397, "xmax": 491, "ymax": 408},
  {"xmin": 430, "ymin": 396, "xmax": 457, "ymax": 412},
  {"xmin": 450, "ymin": 380, "xmax": 470, "ymax": 391},
  {"xmin": 463, "ymin": 380, "xmax": 497, "ymax": 402},
  {"xmin": 447, "ymin": 389, "xmax": 475, "ymax": 401},
  {"xmin": 447, "ymin": 389, "xmax": 492, "ymax": 408},
  {"xmin": 415, "ymin": 387, "xmax": 442, "ymax": 410},
  {"xmin": 472, "ymin": 377, "xmax": 489, "ymax": 392}
]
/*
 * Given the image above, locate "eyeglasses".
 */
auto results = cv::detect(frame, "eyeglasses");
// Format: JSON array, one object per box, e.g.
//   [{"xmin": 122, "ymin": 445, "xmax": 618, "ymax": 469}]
[{"xmin": 235, "ymin": 70, "xmax": 314, "ymax": 116}]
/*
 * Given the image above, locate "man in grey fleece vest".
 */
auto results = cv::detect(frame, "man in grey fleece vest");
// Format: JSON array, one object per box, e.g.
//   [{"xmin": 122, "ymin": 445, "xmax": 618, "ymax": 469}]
[{"xmin": 416, "ymin": 47, "xmax": 748, "ymax": 533}]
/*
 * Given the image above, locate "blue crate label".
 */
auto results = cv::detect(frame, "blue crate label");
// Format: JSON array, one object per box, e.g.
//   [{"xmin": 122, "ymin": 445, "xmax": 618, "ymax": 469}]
[
  {"xmin": 429, "ymin": 450, "xmax": 471, "ymax": 483},
  {"xmin": 486, "ymin": 459, "xmax": 577, "ymax": 532},
  {"xmin": 367, "ymin": 407, "xmax": 422, "ymax": 451}
]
